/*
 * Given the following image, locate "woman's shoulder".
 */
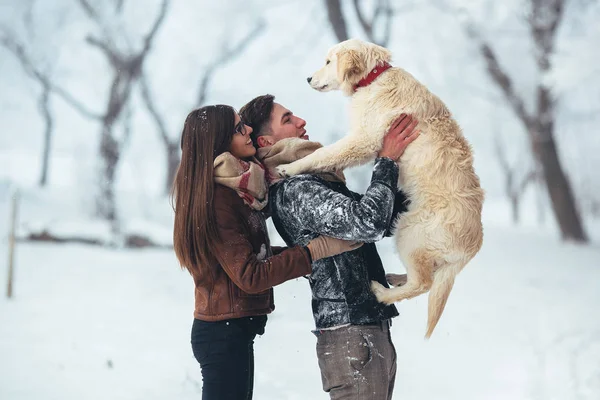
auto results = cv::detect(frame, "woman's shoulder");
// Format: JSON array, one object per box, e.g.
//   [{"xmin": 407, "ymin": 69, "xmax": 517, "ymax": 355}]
[{"xmin": 214, "ymin": 184, "xmax": 244, "ymax": 207}]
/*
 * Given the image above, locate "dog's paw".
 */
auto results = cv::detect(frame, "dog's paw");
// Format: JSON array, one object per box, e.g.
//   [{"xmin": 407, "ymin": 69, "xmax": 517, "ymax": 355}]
[
  {"xmin": 276, "ymin": 163, "xmax": 303, "ymax": 177},
  {"xmin": 370, "ymin": 280, "xmax": 394, "ymax": 305},
  {"xmin": 274, "ymin": 165, "xmax": 290, "ymax": 178},
  {"xmin": 386, "ymin": 273, "xmax": 407, "ymax": 287}
]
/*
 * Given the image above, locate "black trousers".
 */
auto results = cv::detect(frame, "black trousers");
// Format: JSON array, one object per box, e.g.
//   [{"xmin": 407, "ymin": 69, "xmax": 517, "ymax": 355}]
[{"xmin": 191, "ymin": 315, "xmax": 267, "ymax": 400}]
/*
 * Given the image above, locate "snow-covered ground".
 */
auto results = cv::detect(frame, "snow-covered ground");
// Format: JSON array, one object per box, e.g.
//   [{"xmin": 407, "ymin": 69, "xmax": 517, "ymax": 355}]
[
  {"xmin": 1, "ymin": 205, "xmax": 599, "ymax": 399},
  {"xmin": 1, "ymin": 1, "xmax": 599, "ymax": 398}
]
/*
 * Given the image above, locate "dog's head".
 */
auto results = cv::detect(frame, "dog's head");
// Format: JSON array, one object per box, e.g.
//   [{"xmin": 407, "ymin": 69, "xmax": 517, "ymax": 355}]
[{"xmin": 307, "ymin": 38, "xmax": 392, "ymax": 96}]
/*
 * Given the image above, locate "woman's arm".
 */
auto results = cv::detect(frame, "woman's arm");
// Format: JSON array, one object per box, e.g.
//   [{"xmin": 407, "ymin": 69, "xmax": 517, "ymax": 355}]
[{"xmin": 213, "ymin": 203, "xmax": 312, "ymax": 294}]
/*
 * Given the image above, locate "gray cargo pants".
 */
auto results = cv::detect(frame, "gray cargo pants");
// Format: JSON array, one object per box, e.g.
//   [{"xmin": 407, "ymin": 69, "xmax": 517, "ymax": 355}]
[{"xmin": 315, "ymin": 320, "xmax": 397, "ymax": 400}]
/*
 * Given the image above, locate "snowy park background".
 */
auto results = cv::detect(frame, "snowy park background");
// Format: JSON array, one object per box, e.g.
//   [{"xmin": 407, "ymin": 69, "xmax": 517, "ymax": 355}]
[{"xmin": 1, "ymin": 0, "xmax": 599, "ymax": 399}]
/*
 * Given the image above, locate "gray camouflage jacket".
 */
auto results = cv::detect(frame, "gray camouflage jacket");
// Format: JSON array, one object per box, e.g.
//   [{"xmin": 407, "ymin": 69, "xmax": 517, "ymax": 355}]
[{"xmin": 269, "ymin": 157, "xmax": 408, "ymax": 329}]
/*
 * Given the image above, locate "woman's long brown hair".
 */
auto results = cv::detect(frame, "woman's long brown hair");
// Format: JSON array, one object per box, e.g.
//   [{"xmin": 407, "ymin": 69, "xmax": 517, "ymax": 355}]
[{"xmin": 171, "ymin": 105, "xmax": 235, "ymax": 274}]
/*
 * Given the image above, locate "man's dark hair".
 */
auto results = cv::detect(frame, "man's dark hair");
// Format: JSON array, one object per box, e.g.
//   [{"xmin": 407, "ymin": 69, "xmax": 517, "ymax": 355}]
[{"xmin": 239, "ymin": 94, "xmax": 275, "ymax": 148}]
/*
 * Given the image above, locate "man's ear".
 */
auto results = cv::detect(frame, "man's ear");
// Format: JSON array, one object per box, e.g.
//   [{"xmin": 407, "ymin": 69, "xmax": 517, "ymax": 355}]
[
  {"xmin": 336, "ymin": 49, "xmax": 366, "ymax": 84},
  {"xmin": 257, "ymin": 135, "xmax": 274, "ymax": 148}
]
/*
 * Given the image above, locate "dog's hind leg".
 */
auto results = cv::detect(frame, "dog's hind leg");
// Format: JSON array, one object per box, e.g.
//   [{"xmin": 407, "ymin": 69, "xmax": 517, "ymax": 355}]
[
  {"xmin": 371, "ymin": 249, "xmax": 435, "ymax": 305},
  {"xmin": 386, "ymin": 273, "xmax": 407, "ymax": 287},
  {"xmin": 276, "ymin": 134, "xmax": 377, "ymax": 177}
]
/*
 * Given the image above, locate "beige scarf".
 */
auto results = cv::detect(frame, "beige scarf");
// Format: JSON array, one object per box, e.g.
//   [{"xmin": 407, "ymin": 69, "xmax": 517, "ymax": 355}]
[
  {"xmin": 256, "ymin": 137, "xmax": 346, "ymax": 185},
  {"xmin": 213, "ymin": 152, "xmax": 268, "ymax": 210}
]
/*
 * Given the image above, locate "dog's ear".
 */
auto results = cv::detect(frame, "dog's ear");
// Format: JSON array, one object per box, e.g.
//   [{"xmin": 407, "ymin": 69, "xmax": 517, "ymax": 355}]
[
  {"xmin": 367, "ymin": 44, "xmax": 392, "ymax": 65},
  {"xmin": 337, "ymin": 49, "xmax": 366, "ymax": 84}
]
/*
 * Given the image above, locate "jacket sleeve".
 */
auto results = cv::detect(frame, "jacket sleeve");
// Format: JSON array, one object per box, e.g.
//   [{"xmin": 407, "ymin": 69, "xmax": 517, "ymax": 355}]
[
  {"xmin": 213, "ymin": 204, "xmax": 312, "ymax": 294},
  {"xmin": 349, "ymin": 189, "xmax": 411, "ymax": 238},
  {"xmin": 282, "ymin": 157, "xmax": 399, "ymax": 242}
]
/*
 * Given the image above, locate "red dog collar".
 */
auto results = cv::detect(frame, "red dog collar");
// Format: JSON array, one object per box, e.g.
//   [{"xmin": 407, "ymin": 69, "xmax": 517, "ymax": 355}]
[{"xmin": 353, "ymin": 61, "xmax": 392, "ymax": 92}]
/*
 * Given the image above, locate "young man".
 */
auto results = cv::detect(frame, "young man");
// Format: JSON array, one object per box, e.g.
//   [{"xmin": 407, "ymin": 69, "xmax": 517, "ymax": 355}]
[{"xmin": 239, "ymin": 94, "xmax": 419, "ymax": 400}]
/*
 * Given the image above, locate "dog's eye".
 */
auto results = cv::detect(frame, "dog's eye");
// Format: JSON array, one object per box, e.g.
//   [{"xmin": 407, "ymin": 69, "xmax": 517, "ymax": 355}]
[{"xmin": 326, "ymin": 60, "xmax": 330, "ymax": 65}]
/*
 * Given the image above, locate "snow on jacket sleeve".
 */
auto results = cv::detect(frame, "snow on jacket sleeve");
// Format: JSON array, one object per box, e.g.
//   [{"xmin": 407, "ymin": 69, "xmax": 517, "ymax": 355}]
[
  {"xmin": 350, "ymin": 189, "xmax": 411, "ymax": 238},
  {"xmin": 281, "ymin": 157, "xmax": 399, "ymax": 242}
]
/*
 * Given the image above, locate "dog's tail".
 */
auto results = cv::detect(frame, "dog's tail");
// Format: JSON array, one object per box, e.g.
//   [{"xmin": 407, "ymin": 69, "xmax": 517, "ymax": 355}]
[{"xmin": 424, "ymin": 260, "xmax": 465, "ymax": 339}]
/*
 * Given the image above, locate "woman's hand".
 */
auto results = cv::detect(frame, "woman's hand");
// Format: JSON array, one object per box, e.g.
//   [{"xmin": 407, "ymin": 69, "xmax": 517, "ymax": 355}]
[{"xmin": 307, "ymin": 235, "xmax": 363, "ymax": 261}]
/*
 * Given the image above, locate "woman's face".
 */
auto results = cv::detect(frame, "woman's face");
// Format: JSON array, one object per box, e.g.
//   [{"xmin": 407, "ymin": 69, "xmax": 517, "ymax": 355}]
[{"xmin": 228, "ymin": 113, "xmax": 256, "ymax": 159}]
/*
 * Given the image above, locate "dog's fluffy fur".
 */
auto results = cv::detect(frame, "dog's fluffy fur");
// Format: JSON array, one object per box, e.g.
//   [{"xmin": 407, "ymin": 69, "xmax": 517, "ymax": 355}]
[{"xmin": 278, "ymin": 39, "xmax": 484, "ymax": 338}]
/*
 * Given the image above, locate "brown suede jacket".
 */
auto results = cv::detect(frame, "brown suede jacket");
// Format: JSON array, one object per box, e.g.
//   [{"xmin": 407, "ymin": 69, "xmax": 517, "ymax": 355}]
[{"xmin": 192, "ymin": 184, "xmax": 312, "ymax": 321}]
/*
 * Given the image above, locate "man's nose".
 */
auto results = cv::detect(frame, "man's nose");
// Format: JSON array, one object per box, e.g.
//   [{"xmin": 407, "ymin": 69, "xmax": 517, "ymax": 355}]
[
  {"xmin": 306, "ymin": 77, "xmax": 312, "ymax": 83},
  {"xmin": 296, "ymin": 117, "xmax": 306, "ymax": 128}
]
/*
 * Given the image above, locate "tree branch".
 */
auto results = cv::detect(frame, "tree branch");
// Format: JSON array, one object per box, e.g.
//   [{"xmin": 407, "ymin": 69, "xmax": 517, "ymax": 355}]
[
  {"xmin": 493, "ymin": 129, "xmax": 537, "ymax": 199},
  {"xmin": 353, "ymin": 0, "xmax": 394, "ymax": 46},
  {"xmin": 78, "ymin": 0, "xmax": 101, "ymax": 21},
  {"xmin": 379, "ymin": 0, "xmax": 394, "ymax": 47},
  {"xmin": 492, "ymin": 134, "xmax": 512, "ymax": 177},
  {"xmin": 196, "ymin": 21, "xmax": 265, "ymax": 106},
  {"xmin": 477, "ymin": 37, "xmax": 534, "ymax": 131},
  {"xmin": 139, "ymin": 72, "xmax": 172, "ymax": 147},
  {"xmin": 529, "ymin": 0, "xmax": 565, "ymax": 71},
  {"xmin": 0, "ymin": 31, "xmax": 102, "ymax": 120},
  {"xmin": 140, "ymin": 0, "xmax": 170, "ymax": 57},
  {"xmin": 77, "ymin": 0, "xmax": 117, "ymax": 51},
  {"xmin": 85, "ymin": 35, "xmax": 121, "ymax": 67},
  {"xmin": 519, "ymin": 169, "xmax": 537, "ymax": 193},
  {"xmin": 50, "ymin": 84, "xmax": 104, "ymax": 120},
  {"xmin": 353, "ymin": 0, "xmax": 373, "ymax": 39}
]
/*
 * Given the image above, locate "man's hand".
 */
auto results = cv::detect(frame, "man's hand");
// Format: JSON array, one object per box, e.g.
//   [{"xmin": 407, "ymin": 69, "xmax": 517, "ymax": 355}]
[{"xmin": 378, "ymin": 114, "xmax": 420, "ymax": 161}]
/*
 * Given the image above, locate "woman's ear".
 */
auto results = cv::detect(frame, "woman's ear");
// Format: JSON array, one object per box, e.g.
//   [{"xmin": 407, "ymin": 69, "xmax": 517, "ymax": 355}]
[{"xmin": 336, "ymin": 49, "xmax": 366, "ymax": 84}]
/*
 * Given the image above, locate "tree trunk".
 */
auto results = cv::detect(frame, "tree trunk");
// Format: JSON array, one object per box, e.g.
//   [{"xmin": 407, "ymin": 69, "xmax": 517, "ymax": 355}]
[
  {"xmin": 165, "ymin": 142, "xmax": 180, "ymax": 195},
  {"xmin": 536, "ymin": 183, "xmax": 546, "ymax": 225},
  {"xmin": 511, "ymin": 195, "xmax": 520, "ymax": 224},
  {"xmin": 38, "ymin": 84, "xmax": 53, "ymax": 187},
  {"xmin": 533, "ymin": 128, "xmax": 587, "ymax": 242},
  {"xmin": 324, "ymin": 0, "xmax": 349, "ymax": 41},
  {"xmin": 94, "ymin": 70, "xmax": 135, "ymax": 221},
  {"xmin": 96, "ymin": 126, "xmax": 119, "ymax": 221},
  {"xmin": 529, "ymin": 84, "xmax": 587, "ymax": 242}
]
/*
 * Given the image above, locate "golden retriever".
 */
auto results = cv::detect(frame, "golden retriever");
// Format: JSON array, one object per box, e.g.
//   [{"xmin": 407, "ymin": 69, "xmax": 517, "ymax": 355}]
[{"xmin": 277, "ymin": 39, "xmax": 484, "ymax": 338}]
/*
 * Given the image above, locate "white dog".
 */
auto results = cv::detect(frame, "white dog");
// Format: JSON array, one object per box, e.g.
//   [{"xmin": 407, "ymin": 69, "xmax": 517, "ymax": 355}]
[{"xmin": 277, "ymin": 39, "xmax": 484, "ymax": 338}]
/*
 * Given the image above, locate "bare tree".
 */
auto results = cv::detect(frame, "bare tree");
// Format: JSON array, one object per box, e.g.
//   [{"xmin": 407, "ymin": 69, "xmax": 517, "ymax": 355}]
[
  {"xmin": 140, "ymin": 22, "xmax": 265, "ymax": 194},
  {"xmin": 323, "ymin": 0, "xmax": 394, "ymax": 45},
  {"xmin": 67, "ymin": 0, "xmax": 170, "ymax": 221},
  {"xmin": 493, "ymin": 134, "xmax": 539, "ymax": 223},
  {"xmin": 0, "ymin": 2, "xmax": 57, "ymax": 187},
  {"xmin": 467, "ymin": 0, "xmax": 588, "ymax": 242}
]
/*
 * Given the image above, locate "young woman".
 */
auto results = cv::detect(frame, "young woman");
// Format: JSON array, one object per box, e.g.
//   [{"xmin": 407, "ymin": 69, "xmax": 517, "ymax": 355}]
[{"xmin": 171, "ymin": 105, "xmax": 359, "ymax": 400}]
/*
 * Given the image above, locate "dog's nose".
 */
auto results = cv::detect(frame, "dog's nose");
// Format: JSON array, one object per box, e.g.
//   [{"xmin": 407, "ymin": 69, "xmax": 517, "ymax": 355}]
[{"xmin": 307, "ymin": 77, "xmax": 312, "ymax": 83}]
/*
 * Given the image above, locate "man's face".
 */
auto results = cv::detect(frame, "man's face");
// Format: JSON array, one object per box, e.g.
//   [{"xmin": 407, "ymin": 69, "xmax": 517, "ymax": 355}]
[{"xmin": 257, "ymin": 103, "xmax": 308, "ymax": 147}]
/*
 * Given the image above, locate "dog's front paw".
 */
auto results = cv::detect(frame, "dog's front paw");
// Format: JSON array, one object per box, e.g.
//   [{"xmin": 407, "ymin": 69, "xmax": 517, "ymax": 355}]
[
  {"xmin": 386, "ymin": 273, "xmax": 407, "ymax": 287},
  {"xmin": 275, "ymin": 165, "xmax": 291, "ymax": 178},
  {"xmin": 276, "ymin": 163, "xmax": 303, "ymax": 178},
  {"xmin": 371, "ymin": 280, "xmax": 394, "ymax": 305}
]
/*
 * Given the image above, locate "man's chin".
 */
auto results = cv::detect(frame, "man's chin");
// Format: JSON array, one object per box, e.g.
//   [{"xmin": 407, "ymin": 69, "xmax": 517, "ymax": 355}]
[{"xmin": 300, "ymin": 135, "xmax": 309, "ymax": 140}]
